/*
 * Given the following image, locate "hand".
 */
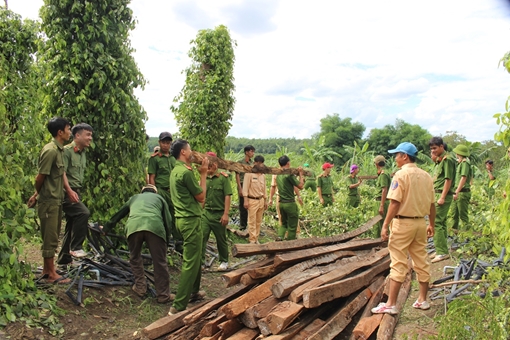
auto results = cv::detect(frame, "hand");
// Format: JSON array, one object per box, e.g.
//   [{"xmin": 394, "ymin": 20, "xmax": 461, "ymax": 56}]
[
  {"xmin": 220, "ymin": 214, "xmax": 229, "ymax": 227},
  {"xmin": 426, "ymin": 224, "xmax": 434, "ymax": 238},
  {"xmin": 268, "ymin": 199, "xmax": 273, "ymax": 206},
  {"xmin": 27, "ymin": 195, "xmax": 37, "ymax": 208},
  {"xmin": 381, "ymin": 225, "xmax": 389, "ymax": 241},
  {"xmin": 244, "ymin": 202, "xmax": 249, "ymax": 209},
  {"xmin": 198, "ymin": 157, "xmax": 209, "ymax": 175},
  {"xmin": 437, "ymin": 197, "xmax": 445, "ymax": 205},
  {"xmin": 453, "ymin": 193, "xmax": 458, "ymax": 201},
  {"xmin": 297, "ymin": 197, "xmax": 303, "ymax": 206},
  {"xmin": 298, "ymin": 166, "xmax": 304, "ymax": 176},
  {"xmin": 319, "ymin": 197, "xmax": 324, "ymax": 205},
  {"xmin": 68, "ymin": 190, "xmax": 79, "ymax": 203},
  {"xmin": 358, "ymin": 178, "xmax": 362, "ymax": 184},
  {"xmin": 378, "ymin": 206, "xmax": 384, "ymax": 216},
  {"xmin": 264, "ymin": 203, "xmax": 268, "ymax": 210}
]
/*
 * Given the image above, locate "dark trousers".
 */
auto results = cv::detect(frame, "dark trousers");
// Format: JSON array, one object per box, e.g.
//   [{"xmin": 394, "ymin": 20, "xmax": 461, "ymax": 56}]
[
  {"xmin": 239, "ymin": 195, "xmax": 248, "ymax": 228},
  {"xmin": 128, "ymin": 231, "xmax": 170, "ymax": 303},
  {"xmin": 57, "ymin": 192, "xmax": 90, "ymax": 265}
]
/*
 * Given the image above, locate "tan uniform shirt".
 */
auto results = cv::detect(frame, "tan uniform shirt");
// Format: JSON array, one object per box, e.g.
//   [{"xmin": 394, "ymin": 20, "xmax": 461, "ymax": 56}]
[
  {"xmin": 243, "ymin": 173, "xmax": 267, "ymax": 199},
  {"xmin": 387, "ymin": 163, "xmax": 435, "ymax": 217}
]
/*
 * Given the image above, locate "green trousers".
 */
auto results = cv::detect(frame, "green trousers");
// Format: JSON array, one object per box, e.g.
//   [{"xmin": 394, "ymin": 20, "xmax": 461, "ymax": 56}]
[
  {"xmin": 201, "ymin": 210, "xmax": 229, "ymax": 264},
  {"xmin": 322, "ymin": 194, "xmax": 333, "ymax": 207},
  {"xmin": 172, "ymin": 216, "xmax": 203, "ymax": 311},
  {"xmin": 347, "ymin": 195, "xmax": 360, "ymax": 208},
  {"xmin": 38, "ymin": 201, "xmax": 63, "ymax": 258},
  {"xmin": 451, "ymin": 192, "xmax": 470, "ymax": 231},
  {"xmin": 304, "ymin": 181, "xmax": 316, "ymax": 192},
  {"xmin": 278, "ymin": 202, "xmax": 299, "ymax": 240},
  {"xmin": 157, "ymin": 187, "xmax": 182, "ymax": 250},
  {"xmin": 375, "ymin": 199, "xmax": 390, "ymax": 237},
  {"xmin": 434, "ymin": 194, "xmax": 453, "ymax": 255}
]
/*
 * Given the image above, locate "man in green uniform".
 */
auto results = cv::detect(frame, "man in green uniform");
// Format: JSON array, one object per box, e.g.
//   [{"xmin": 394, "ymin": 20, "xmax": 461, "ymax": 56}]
[
  {"xmin": 375, "ymin": 155, "xmax": 391, "ymax": 237},
  {"xmin": 27, "ymin": 117, "xmax": 73, "ymax": 284},
  {"xmin": 235, "ymin": 145, "xmax": 255, "ymax": 230},
  {"xmin": 317, "ymin": 162, "xmax": 335, "ymax": 207},
  {"xmin": 103, "ymin": 184, "xmax": 173, "ymax": 303},
  {"xmin": 269, "ymin": 155, "xmax": 304, "ymax": 240},
  {"xmin": 169, "ymin": 139, "xmax": 208, "ymax": 315},
  {"xmin": 148, "ymin": 132, "xmax": 180, "ymax": 251},
  {"xmin": 303, "ymin": 163, "xmax": 317, "ymax": 192},
  {"xmin": 451, "ymin": 144, "xmax": 472, "ymax": 232},
  {"xmin": 57, "ymin": 123, "xmax": 93, "ymax": 266},
  {"xmin": 347, "ymin": 164, "xmax": 362, "ymax": 207},
  {"xmin": 201, "ymin": 152, "xmax": 232, "ymax": 271},
  {"xmin": 429, "ymin": 137, "xmax": 456, "ymax": 263}
]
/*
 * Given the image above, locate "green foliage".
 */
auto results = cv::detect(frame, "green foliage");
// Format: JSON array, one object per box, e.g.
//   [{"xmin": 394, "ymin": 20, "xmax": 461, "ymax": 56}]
[
  {"xmin": 0, "ymin": 8, "xmax": 60, "ymax": 328},
  {"xmin": 301, "ymin": 136, "xmax": 342, "ymax": 168},
  {"xmin": 40, "ymin": 0, "xmax": 148, "ymax": 221},
  {"xmin": 318, "ymin": 114, "xmax": 365, "ymax": 165},
  {"xmin": 172, "ymin": 25, "xmax": 236, "ymax": 157}
]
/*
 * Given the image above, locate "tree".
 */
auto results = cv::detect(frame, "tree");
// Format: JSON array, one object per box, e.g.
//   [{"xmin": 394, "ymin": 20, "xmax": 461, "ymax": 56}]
[
  {"xmin": 40, "ymin": 0, "xmax": 148, "ymax": 220},
  {"xmin": 171, "ymin": 25, "xmax": 236, "ymax": 157},
  {"xmin": 318, "ymin": 114, "xmax": 365, "ymax": 164}
]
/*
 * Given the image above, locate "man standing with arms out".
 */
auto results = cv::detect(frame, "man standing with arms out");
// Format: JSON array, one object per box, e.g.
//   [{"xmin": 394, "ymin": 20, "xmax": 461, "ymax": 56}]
[
  {"xmin": 374, "ymin": 155, "xmax": 391, "ymax": 237},
  {"xmin": 485, "ymin": 160, "xmax": 496, "ymax": 198},
  {"xmin": 201, "ymin": 152, "xmax": 232, "ymax": 271},
  {"xmin": 235, "ymin": 145, "xmax": 255, "ymax": 230},
  {"xmin": 347, "ymin": 164, "xmax": 362, "ymax": 207},
  {"xmin": 57, "ymin": 123, "xmax": 93, "ymax": 267},
  {"xmin": 303, "ymin": 163, "xmax": 317, "ymax": 192},
  {"xmin": 148, "ymin": 132, "xmax": 181, "ymax": 251},
  {"xmin": 27, "ymin": 118, "xmax": 74, "ymax": 284},
  {"xmin": 429, "ymin": 137, "xmax": 455, "ymax": 263},
  {"xmin": 270, "ymin": 155, "xmax": 304, "ymax": 241},
  {"xmin": 372, "ymin": 142, "xmax": 435, "ymax": 315},
  {"xmin": 317, "ymin": 162, "xmax": 335, "ymax": 207},
  {"xmin": 169, "ymin": 139, "xmax": 208, "ymax": 315},
  {"xmin": 103, "ymin": 184, "xmax": 173, "ymax": 303},
  {"xmin": 243, "ymin": 155, "xmax": 267, "ymax": 244},
  {"xmin": 451, "ymin": 145, "xmax": 473, "ymax": 232}
]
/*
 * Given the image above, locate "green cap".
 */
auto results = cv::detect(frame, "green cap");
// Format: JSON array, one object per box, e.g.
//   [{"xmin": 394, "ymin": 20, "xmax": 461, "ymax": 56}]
[{"xmin": 452, "ymin": 144, "xmax": 469, "ymax": 157}]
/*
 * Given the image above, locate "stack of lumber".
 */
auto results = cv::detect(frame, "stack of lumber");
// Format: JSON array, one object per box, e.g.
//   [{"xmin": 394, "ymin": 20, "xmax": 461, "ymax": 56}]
[{"xmin": 142, "ymin": 215, "xmax": 409, "ymax": 340}]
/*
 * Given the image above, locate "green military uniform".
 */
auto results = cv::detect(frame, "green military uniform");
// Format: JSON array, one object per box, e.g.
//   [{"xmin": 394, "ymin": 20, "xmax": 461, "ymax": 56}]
[
  {"xmin": 276, "ymin": 174, "xmax": 300, "ymax": 240},
  {"xmin": 58, "ymin": 142, "xmax": 91, "ymax": 265},
  {"xmin": 170, "ymin": 160, "xmax": 204, "ymax": 311},
  {"xmin": 346, "ymin": 175, "xmax": 361, "ymax": 208},
  {"xmin": 452, "ymin": 159, "xmax": 472, "ymax": 231},
  {"xmin": 487, "ymin": 170, "xmax": 496, "ymax": 198},
  {"xmin": 104, "ymin": 192, "xmax": 172, "ymax": 303},
  {"xmin": 237, "ymin": 158, "xmax": 252, "ymax": 229},
  {"xmin": 37, "ymin": 139, "xmax": 65, "ymax": 258},
  {"xmin": 201, "ymin": 171, "xmax": 232, "ymax": 264},
  {"xmin": 304, "ymin": 169, "xmax": 317, "ymax": 192},
  {"xmin": 148, "ymin": 152, "xmax": 179, "ymax": 246},
  {"xmin": 375, "ymin": 171, "xmax": 391, "ymax": 237},
  {"xmin": 432, "ymin": 152, "xmax": 456, "ymax": 255},
  {"xmin": 317, "ymin": 174, "xmax": 334, "ymax": 206}
]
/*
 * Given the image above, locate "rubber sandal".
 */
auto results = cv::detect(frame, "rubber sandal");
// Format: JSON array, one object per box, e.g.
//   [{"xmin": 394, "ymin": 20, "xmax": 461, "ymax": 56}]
[{"xmin": 35, "ymin": 273, "xmax": 49, "ymax": 284}]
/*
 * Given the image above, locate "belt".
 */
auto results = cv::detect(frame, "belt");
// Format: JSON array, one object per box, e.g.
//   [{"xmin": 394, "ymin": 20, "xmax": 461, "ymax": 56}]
[
  {"xmin": 395, "ymin": 215, "xmax": 424, "ymax": 219},
  {"xmin": 435, "ymin": 190, "xmax": 453, "ymax": 195},
  {"xmin": 248, "ymin": 196, "xmax": 264, "ymax": 200},
  {"xmin": 458, "ymin": 188, "xmax": 471, "ymax": 193},
  {"xmin": 279, "ymin": 199, "xmax": 295, "ymax": 203}
]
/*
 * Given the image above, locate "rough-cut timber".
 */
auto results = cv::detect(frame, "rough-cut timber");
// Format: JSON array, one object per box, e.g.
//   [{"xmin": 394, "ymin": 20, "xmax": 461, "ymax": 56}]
[
  {"xmin": 303, "ymin": 257, "xmax": 390, "ymax": 308},
  {"xmin": 293, "ymin": 319, "xmax": 326, "ymax": 340},
  {"xmin": 200, "ymin": 313, "xmax": 228, "ymax": 337},
  {"xmin": 289, "ymin": 248, "xmax": 388, "ymax": 302},
  {"xmin": 221, "ymin": 257, "xmax": 273, "ymax": 287},
  {"xmin": 247, "ymin": 263, "xmax": 291, "ymax": 280},
  {"xmin": 239, "ymin": 296, "xmax": 283, "ymax": 329},
  {"xmin": 217, "ymin": 318, "xmax": 244, "ymax": 339},
  {"xmin": 142, "ymin": 301, "xmax": 206, "ymax": 339},
  {"xmin": 307, "ymin": 277, "xmax": 384, "ymax": 340},
  {"xmin": 240, "ymin": 273, "xmax": 263, "ymax": 286},
  {"xmin": 226, "ymin": 328, "xmax": 259, "ymax": 340},
  {"xmin": 377, "ymin": 270, "xmax": 412, "ymax": 340},
  {"xmin": 232, "ymin": 215, "xmax": 382, "ymax": 257},
  {"xmin": 184, "ymin": 285, "xmax": 252, "ymax": 325},
  {"xmin": 257, "ymin": 301, "xmax": 304, "ymax": 335},
  {"xmin": 165, "ymin": 317, "xmax": 208, "ymax": 340},
  {"xmin": 191, "ymin": 151, "xmax": 312, "ymax": 176},
  {"xmin": 350, "ymin": 277, "xmax": 387, "ymax": 340}
]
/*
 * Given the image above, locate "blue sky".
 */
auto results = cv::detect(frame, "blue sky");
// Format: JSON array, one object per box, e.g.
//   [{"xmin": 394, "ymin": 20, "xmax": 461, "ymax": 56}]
[{"xmin": 11, "ymin": 0, "xmax": 510, "ymax": 141}]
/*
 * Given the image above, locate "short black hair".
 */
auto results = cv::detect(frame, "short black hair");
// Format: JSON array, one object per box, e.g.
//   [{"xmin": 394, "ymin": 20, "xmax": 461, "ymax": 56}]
[
  {"xmin": 429, "ymin": 137, "xmax": 444, "ymax": 148},
  {"xmin": 171, "ymin": 139, "xmax": 189, "ymax": 158},
  {"xmin": 47, "ymin": 117, "xmax": 71, "ymax": 137},
  {"xmin": 408, "ymin": 155, "xmax": 416, "ymax": 163},
  {"xmin": 254, "ymin": 155, "xmax": 265, "ymax": 163},
  {"xmin": 377, "ymin": 161, "xmax": 385, "ymax": 167},
  {"xmin": 244, "ymin": 145, "xmax": 255, "ymax": 153},
  {"xmin": 278, "ymin": 155, "xmax": 290, "ymax": 167},
  {"xmin": 72, "ymin": 123, "xmax": 93, "ymax": 136},
  {"xmin": 485, "ymin": 159, "xmax": 494, "ymax": 165}
]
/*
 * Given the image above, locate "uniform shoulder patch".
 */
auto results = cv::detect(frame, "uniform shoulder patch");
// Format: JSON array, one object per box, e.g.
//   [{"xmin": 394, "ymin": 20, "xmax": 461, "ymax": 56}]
[
  {"xmin": 150, "ymin": 152, "xmax": 159, "ymax": 158},
  {"xmin": 185, "ymin": 165, "xmax": 193, "ymax": 171},
  {"xmin": 391, "ymin": 180, "xmax": 398, "ymax": 190},
  {"xmin": 220, "ymin": 172, "xmax": 229, "ymax": 177}
]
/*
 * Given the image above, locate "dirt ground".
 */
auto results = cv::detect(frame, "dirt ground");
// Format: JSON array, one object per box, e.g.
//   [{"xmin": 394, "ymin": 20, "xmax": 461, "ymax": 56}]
[{"xmin": 2, "ymin": 226, "xmax": 455, "ymax": 340}]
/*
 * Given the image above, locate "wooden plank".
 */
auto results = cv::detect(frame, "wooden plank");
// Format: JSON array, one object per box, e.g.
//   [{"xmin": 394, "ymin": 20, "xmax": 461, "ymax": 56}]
[
  {"xmin": 246, "ymin": 263, "xmax": 292, "ymax": 280},
  {"xmin": 222, "ymin": 250, "xmax": 357, "ymax": 319},
  {"xmin": 232, "ymin": 215, "xmax": 382, "ymax": 257},
  {"xmin": 289, "ymin": 248, "xmax": 389, "ymax": 303},
  {"xmin": 303, "ymin": 256, "xmax": 390, "ymax": 308},
  {"xmin": 273, "ymin": 238, "xmax": 383, "ymax": 267},
  {"xmin": 292, "ymin": 319, "xmax": 326, "ymax": 340},
  {"xmin": 261, "ymin": 301, "xmax": 304, "ymax": 335},
  {"xmin": 142, "ymin": 301, "xmax": 206, "ymax": 339},
  {"xmin": 376, "ymin": 269, "xmax": 412, "ymax": 340},
  {"xmin": 200, "ymin": 313, "xmax": 228, "ymax": 337},
  {"xmin": 239, "ymin": 296, "xmax": 283, "ymax": 329},
  {"xmin": 221, "ymin": 257, "xmax": 273, "ymax": 287},
  {"xmin": 165, "ymin": 317, "xmax": 208, "ymax": 340},
  {"xmin": 306, "ymin": 277, "xmax": 384, "ymax": 340},
  {"xmin": 184, "ymin": 285, "xmax": 252, "ymax": 325},
  {"xmin": 240, "ymin": 273, "xmax": 263, "ymax": 286},
  {"xmin": 218, "ymin": 318, "xmax": 244, "ymax": 340},
  {"xmin": 350, "ymin": 276, "xmax": 386, "ymax": 340},
  {"xmin": 225, "ymin": 328, "xmax": 259, "ymax": 340}
]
